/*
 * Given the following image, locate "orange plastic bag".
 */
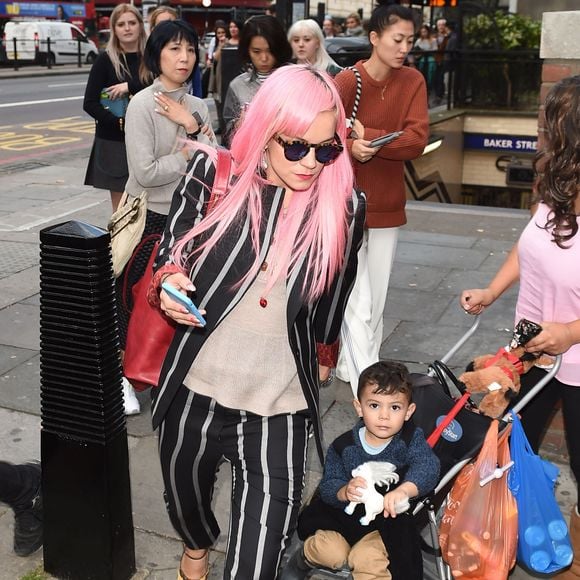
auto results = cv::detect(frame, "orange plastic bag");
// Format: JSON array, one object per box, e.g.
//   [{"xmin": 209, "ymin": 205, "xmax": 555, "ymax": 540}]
[{"xmin": 439, "ymin": 420, "xmax": 518, "ymax": 579}]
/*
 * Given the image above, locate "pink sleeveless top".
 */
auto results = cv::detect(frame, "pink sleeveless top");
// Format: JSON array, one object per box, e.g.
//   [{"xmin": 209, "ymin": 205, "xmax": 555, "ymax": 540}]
[{"xmin": 516, "ymin": 202, "xmax": 580, "ymax": 386}]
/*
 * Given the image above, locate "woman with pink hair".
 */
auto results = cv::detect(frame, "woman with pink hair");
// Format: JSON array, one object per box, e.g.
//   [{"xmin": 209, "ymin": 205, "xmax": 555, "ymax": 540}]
[{"xmin": 147, "ymin": 64, "xmax": 365, "ymax": 580}]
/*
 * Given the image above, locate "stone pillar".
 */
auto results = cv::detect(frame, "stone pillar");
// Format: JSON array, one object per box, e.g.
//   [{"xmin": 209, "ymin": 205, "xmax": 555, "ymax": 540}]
[{"xmin": 538, "ymin": 11, "xmax": 580, "ymax": 148}]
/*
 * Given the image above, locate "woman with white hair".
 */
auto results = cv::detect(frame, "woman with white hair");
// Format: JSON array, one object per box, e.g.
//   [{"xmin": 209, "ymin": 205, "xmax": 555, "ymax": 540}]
[{"xmin": 288, "ymin": 19, "xmax": 341, "ymax": 76}]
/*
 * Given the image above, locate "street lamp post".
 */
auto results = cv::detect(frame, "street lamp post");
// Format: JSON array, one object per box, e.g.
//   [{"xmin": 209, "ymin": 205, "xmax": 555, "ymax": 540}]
[{"xmin": 202, "ymin": 0, "xmax": 211, "ymax": 34}]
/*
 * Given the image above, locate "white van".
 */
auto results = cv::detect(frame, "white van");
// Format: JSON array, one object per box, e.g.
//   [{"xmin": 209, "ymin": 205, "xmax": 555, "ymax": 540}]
[{"xmin": 4, "ymin": 21, "xmax": 98, "ymax": 65}]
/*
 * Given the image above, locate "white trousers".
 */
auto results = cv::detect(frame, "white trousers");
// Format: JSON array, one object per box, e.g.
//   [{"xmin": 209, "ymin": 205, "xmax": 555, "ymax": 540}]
[{"xmin": 337, "ymin": 227, "xmax": 399, "ymax": 397}]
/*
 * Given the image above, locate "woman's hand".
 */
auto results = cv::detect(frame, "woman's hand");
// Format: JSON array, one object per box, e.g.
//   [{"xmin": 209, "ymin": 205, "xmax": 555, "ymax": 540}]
[
  {"xmin": 159, "ymin": 273, "xmax": 206, "ymax": 327},
  {"xmin": 525, "ymin": 322, "xmax": 575, "ymax": 356},
  {"xmin": 460, "ymin": 288, "xmax": 495, "ymax": 315},
  {"xmin": 351, "ymin": 118, "xmax": 365, "ymax": 139},
  {"xmin": 154, "ymin": 93, "xmax": 215, "ymax": 140},
  {"xmin": 106, "ymin": 82, "xmax": 129, "ymax": 99},
  {"xmin": 351, "ymin": 138, "xmax": 379, "ymax": 163},
  {"xmin": 154, "ymin": 92, "xmax": 195, "ymax": 128}
]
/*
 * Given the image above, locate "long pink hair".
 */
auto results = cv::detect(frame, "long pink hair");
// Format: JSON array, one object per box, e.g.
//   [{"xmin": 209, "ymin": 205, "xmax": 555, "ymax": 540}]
[{"xmin": 173, "ymin": 64, "xmax": 354, "ymax": 301}]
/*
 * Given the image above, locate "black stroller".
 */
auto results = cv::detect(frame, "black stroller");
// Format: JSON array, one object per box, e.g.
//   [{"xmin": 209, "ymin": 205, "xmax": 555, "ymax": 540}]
[{"xmin": 281, "ymin": 316, "xmax": 562, "ymax": 580}]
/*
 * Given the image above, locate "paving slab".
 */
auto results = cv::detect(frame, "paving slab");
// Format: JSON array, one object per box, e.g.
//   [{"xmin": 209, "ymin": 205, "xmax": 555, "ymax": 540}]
[
  {"xmin": 0, "ymin": 267, "xmax": 40, "ymax": 309},
  {"xmin": 434, "ymin": 269, "xmax": 519, "ymax": 297},
  {"xmin": 395, "ymin": 241, "xmax": 490, "ymax": 270},
  {"xmin": 0, "ymin": 303, "xmax": 40, "ymax": 350},
  {"xmin": 389, "ymin": 262, "xmax": 449, "ymax": 292},
  {"xmin": 0, "ymin": 408, "xmax": 40, "ymax": 461},
  {"xmin": 0, "ymin": 241, "xmax": 39, "ymax": 279},
  {"xmin": 380, "ymin": 320, "xmax": 515, "ymax": 368},
  {"xmin": 385, "ymin": 287, "xmax": 456, "ymax": 324},
  {"xmin": 0, "ymin": 354, "xmax": 41, "ymax": 415},
  {"xmin": 400, "ymin": 229, "xmax": 477, "ymax": 249},
  {"xmin": 0, "ymin": 345, "xmax": 37, "ymax": 376}
]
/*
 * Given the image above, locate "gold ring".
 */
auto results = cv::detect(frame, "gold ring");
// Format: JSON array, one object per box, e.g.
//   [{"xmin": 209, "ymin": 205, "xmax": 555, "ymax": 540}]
[{"xmin": 163, "ymin": 105, "xmax": 169, "ymax": 111}]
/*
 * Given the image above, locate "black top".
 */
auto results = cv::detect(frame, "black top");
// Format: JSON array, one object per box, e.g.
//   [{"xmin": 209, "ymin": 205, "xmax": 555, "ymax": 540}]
[{"xmin": 83, "ymin": 51, "xmax": 145, "ymax": 142}]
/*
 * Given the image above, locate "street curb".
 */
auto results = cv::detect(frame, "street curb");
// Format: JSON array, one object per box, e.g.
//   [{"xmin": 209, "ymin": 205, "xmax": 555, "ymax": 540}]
[{"xmin": 0, "ymin": 66, "xmax": 90, "ymax": 79}]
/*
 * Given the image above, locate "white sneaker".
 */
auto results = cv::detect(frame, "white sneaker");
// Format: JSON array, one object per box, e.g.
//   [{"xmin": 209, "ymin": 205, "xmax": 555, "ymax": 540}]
[{"xmin": 122, "ymin": 377, "xmax": 141, "ymax": 415}]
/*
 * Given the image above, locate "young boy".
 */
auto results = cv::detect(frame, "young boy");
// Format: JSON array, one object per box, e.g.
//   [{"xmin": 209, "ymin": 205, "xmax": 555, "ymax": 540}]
[{"xmin": 285, "ymin": 361, "xmax": 440, "ymax": 580}]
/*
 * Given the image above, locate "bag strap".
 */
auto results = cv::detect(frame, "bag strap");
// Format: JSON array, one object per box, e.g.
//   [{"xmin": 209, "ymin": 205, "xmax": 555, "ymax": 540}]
[
  {"xmin": 347, "ymin": 66, "xmax": 363, "ymax": 129},
  {"xmin": 207, "ymin": 147, "xmax": 232, "ymax": 214}
]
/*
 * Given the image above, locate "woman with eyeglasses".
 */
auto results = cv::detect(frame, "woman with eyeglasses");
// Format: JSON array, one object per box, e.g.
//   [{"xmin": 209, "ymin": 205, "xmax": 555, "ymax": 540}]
[
  {"xmin": 334, "ymin": 4, "xmax": 428, "ymax": 397},
  {"xmin": 222, "ymin": 14, "xmax": 292, "ymax": 147},
  {"xmin": 147, "ymin": 64, "xmax": 365, "ymax": 580}
]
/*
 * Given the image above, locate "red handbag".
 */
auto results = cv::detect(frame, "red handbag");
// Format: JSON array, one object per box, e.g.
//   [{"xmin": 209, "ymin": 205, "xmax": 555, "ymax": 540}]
[
  {"xmin": 123, "ymin": 239, "xmax": 176, "ymax": 391},
  {"xmin": 122, "ymin": 148, "xmax": 232, "ymax": 391}
]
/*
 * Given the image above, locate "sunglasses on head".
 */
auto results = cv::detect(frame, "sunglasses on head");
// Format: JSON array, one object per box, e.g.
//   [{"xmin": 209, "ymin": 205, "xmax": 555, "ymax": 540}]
[{"xmin": 274, "ymin": 134, "xmax": 344, "ymax": 165}]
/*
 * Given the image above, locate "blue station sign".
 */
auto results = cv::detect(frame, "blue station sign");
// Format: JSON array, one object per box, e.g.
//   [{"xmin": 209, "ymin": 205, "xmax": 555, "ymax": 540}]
[
  {"xmin": 0, "ymin": 2, "xmax": 86, "ymax": 18},
  {"xmin": 464, "ymin": 133, "xmax": 537, "ymax": 153}
]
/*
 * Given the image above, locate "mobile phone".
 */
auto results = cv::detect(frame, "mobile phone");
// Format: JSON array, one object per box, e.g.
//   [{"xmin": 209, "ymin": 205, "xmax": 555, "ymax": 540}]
[
  {"xmin": 369, "ymin": 131, "xmax": 403, "ymax": 148},
  {"xmin": 161, "ymin": 282, "xmax": 206, "ymax": 326},
  {"xmin": 192, "ymin": 111, "xmax": 204, "ymax": 127}
]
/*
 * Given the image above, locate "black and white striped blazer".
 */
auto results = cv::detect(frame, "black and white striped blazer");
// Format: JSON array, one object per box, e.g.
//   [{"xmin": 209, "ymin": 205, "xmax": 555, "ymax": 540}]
[{"xmin": 151, "ymin": 151, "xmax": 366, "ymax": 461}]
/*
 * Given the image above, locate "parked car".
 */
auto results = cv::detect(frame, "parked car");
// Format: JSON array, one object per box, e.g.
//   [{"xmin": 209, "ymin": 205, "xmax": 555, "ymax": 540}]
[
  {"xmin": 97, "ymin": 29, "xmax": 110, "ymax": 53},
  {"xmin": 4, "ymin": 21, "xmax": 98, "ymax": 65},
  {"xmin": 324, "ymin": 36, "xmax": 371, "ymax": 68}
]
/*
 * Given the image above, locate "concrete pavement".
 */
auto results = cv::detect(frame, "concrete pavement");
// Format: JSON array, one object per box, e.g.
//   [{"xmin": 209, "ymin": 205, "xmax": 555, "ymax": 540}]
[{"xmin": 0, "ymin": 128, "xmax": 576, "ymax": 578}]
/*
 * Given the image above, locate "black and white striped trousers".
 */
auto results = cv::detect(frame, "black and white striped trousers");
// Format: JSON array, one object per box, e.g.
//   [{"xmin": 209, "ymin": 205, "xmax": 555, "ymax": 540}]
[{"xmin": 158, "ymin": 386, "xmax": 311, "ymax": 579}]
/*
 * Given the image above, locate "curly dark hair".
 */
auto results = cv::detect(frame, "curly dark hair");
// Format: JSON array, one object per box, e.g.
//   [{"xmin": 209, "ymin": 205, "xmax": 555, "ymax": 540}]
[
  {"xmin": 534, "ymin": 75, "xmax": 580, "ymax": 248},
  {"xmin": 357, "ymin": 360, "xmax": 413, "ymax": 403}
]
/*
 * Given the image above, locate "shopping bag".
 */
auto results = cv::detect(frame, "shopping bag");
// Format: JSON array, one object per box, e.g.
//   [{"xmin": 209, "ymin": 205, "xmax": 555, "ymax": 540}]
[
  {"xmin": 123, "ymin": 240, "xmax": 176, "ymax": 391},
  {"xmin": 439, "ymin": 420, "xmax": 518, "ymax": 579},
  {"xmin": 108, "ymin": 191, "xmax": 147, "ymax": 277},
  {"xmin": 508, "ymin": 411, "xmax": 574, "ymax": 574}
]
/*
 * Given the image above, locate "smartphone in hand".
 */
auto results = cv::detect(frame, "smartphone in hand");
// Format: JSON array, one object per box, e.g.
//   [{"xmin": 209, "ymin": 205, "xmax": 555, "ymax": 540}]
[
  {"xmin": 161, "ymin": 282, "xmax": 206, "ymax": 326},
  {"xmin": 369, "ymin": 131, "xmax": 403, "ymax": 148},
  {"xmin": 192, "ymin": 111, "xmax": 204, "ymax": 127}
]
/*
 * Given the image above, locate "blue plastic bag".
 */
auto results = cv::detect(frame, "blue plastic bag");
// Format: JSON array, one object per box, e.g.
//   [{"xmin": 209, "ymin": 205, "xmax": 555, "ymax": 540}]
[{"xmin": 508, "ymin": 412, "xmax": 573, "ymax": 574}]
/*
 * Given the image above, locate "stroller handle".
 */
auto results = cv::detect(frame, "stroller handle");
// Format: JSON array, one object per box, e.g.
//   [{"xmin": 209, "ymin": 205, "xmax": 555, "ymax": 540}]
[
  {"xmin": 508, "ymin": 354, "xmax": 562, "ymax": 417},
  {"xmin": 440, "ymin": 315, "xmax": 481, "ymax": 364}
]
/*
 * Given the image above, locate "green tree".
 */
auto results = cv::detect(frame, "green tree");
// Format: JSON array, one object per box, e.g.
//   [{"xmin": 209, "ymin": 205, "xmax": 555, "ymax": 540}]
[{"xmin": 464, "ymin": 11, "xmax": 541, "ymax": 50}]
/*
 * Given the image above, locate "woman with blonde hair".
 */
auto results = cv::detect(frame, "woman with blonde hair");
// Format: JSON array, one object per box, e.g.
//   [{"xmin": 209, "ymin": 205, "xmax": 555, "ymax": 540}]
[
  {"xmin": 288, "ymin": 19, "xmax": 341, "ymax": 76},
  {"xmin": 148, "ymin": 64, "xmax": 365, "ymax": 579},
  {"xmin": 83, "ymin": 3, "xmax": 148, "ymax": 211},
  {"xmin": 148, "ymin": 5, "xmax": 178, "ymax": 31}
]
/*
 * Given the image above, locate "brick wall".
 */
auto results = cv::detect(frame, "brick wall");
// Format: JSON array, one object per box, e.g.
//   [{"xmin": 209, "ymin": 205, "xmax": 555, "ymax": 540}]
[{"xmin": 536, "ymin": 10, "xmax": 580, "ymax": 461}]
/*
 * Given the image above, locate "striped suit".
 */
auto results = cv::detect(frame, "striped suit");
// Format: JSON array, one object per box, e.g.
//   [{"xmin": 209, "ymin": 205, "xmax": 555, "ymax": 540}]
[{"xmin": 152, "ymin": 151, "xmax": 365, "ymax": 579}]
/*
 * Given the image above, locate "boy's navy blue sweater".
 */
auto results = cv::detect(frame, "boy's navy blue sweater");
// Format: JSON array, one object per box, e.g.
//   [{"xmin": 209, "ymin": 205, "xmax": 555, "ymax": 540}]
[{"xmin": 319, "ymin": 419, "xmax": 440, "ymax": 509}]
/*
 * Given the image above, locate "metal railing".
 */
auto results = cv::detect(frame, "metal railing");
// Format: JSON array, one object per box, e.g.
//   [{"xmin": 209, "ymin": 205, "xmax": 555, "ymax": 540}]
[
  {"xmin": 411, "ymin": 48, "xmax": 542, "ymax": 111},
  {"xmin": 327, "ymin": 47, "xmax": 542, "ymax": 113},
  {"xmin": 2, "ymin": 36, "xmax": 95, "ymax": 70}
]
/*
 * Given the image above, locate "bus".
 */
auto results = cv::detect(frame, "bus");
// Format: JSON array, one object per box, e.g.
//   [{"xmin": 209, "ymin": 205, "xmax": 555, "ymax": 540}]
[{"xmin": 0, "ymin": 1, "xmax": 97, "ymax": 37}]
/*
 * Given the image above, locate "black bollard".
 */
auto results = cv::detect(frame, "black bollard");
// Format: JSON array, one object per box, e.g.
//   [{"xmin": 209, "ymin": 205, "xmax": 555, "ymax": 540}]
[{"xmin": 39, "ymin": 221, "xmax": 135, "ymax": 580}]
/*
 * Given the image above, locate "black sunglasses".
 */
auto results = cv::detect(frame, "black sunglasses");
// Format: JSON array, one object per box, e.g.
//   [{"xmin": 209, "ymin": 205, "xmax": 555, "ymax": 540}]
[{"xmin": 274, "ymin": 134, "xmax": 344, "ymax": 165}]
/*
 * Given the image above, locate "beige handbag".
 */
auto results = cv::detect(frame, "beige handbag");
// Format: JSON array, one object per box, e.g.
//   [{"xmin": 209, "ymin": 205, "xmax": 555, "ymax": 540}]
[{"xmin": 107, "ymin": 191, "xmax": 147, "ymax": 277}]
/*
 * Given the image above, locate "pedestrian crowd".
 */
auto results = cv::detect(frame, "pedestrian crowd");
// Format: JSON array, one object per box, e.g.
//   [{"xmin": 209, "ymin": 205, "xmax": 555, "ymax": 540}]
[{"xmin": 1, "ymin": 2, "xmax": 578, "ymax": 580}]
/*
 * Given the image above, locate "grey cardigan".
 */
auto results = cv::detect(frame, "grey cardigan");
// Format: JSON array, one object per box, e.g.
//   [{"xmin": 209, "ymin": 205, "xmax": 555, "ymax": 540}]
[{"xmin": 124, "ymin": 77, "xmax": 216, "ymax": 215}]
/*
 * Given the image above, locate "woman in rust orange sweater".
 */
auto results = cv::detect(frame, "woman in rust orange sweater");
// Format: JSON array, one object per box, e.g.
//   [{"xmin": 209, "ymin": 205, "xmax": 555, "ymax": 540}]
[{"xmin": 334, "ymin": 3, "xmax": 428, "ymax": 396}]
